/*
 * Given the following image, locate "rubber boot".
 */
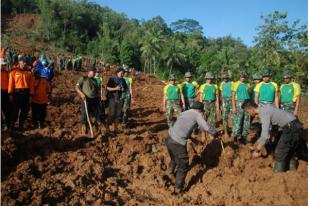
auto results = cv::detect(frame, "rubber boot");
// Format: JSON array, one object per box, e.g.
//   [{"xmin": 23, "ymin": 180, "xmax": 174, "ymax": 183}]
[
  {"xmin": 233, "ymin": 136, "xmax": 239, "ymax": 145},
  {"xmin": 18, "ymin": 121, "xmax": 25, "ymax": 131},
  {"xmin": 240, "ymin": 136, "xmax": 247, "ymax": 145},
  {"xmin": 289, "ymin": 157, "xmax": 298, "ymax": 171},
  {"xmin": 37, "ymin": 121, "xmax": 41, "ymax": 129},
  {"xmin": 174, "ymin": 187, "xmax": 184, "ymax": 195},
  {"xmin": 273, "ymin": 161, "xmax": 287, "ymax": 173}
]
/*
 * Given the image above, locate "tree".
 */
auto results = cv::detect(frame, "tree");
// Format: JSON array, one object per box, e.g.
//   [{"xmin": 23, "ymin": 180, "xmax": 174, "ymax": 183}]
[
  {"xmin": 170, "ymin": 18, "xmax": 203, "ymax": 34},
  {"xmin": 163, "ymin": 36, "xmax": 186, "ymax": 75}
]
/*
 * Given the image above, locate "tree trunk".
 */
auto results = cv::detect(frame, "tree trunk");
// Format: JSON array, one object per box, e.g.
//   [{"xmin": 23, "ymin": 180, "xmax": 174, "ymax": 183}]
[{"xmin": 154, "ymin": 57, "xmax": 156, "ymax": 74}]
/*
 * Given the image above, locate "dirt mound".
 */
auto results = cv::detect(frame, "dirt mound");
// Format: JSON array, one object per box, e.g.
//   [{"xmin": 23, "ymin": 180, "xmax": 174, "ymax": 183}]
[{"xmin": 1, "ymin": 70, "xmax": 308, "ymax": 205}]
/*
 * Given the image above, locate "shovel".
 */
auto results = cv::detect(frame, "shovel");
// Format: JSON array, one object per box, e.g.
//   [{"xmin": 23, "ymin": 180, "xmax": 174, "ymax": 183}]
[{"xmin": 84, "ymin": 100, "xmax": 94, "ymax": 138}]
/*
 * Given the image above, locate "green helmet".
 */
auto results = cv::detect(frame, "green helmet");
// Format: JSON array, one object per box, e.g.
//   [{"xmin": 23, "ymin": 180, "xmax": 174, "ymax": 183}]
[
  {"xmin": 168, "ymin": 74, "xmax": 176, "ymax": 81},
  {"xmin": 252, "ymin": 72, "xmax": 262, "ymax": 80},
  {"xmin": 204, "ymin": 72, "xmax": 214, "ymax": 79},
  {"xmin": 283, "ymin": 70, "xmax": 292, "ymax": 79},
  {"xmin": 262, "ymin": 68, "xmax": 271, "ymax": 77},
  {"xmin": 240, "ymin": 70, "xmax": 248, "ymax": 78},
  {"xmin": 124, "ymin": 68, "xmax": 129, "ymax": 73},
  {"xmin": 221, "ymin": 72, "xmax": 230, "ymax": 79},
  {"xmin": 184, "ymin": 72, "xmax": 192, "ymax": 78}
]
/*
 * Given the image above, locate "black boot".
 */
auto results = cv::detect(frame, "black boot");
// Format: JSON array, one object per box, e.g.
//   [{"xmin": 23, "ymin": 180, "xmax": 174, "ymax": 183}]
[
  {"xmin": 240, "ymin": 136, "xmax": 247, "ymax": 145},
  {"xmin": 18, "ymin": 121, "xmax": 25, "ymax": 131},
  {"xmin": 233, "ymin": 136, "xmax": 239, "ymax": 145},
  {"xmin": 289, "ymin": 158, "xmax": 298, "ymax": 171},
  {"xmin": 273, "ymin": 161, "xmax": 287, "ymax": 173}
]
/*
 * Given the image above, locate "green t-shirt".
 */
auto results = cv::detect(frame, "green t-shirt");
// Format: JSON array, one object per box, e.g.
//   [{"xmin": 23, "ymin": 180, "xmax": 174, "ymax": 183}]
[
  {"xmin": 77, "ymin": 77, "xmax": 100, "ymax": 98},
  {"xmin": 199, "ymin": 83, "xmax": 218, "ymax": 101},
  {"xmin": 280, "ymin": 82, "xmax": 301, "ymax": 103},
  {"xmin": 124, "ymin": 77, "xmax": 133, "ymax": 89},
  {"xmin": 164, "ymin": 84, "xmax": 181, "ymax": 100},
  {"xmin": 94, "ymin": 76, "xmax": 102, "ymax": 87},
  {"xmin": 232, "ymin": 81, "xmax": 250, "ymax": 101},
  {"xmin": 182, "ymin": 81, "xmax": 198, "ymax": 98},
  {"xmin": 220, "ymin": 81, "xmax": 233, "ymax": 98},
  {"xmin": 255, "ymin": 82, "xmax": 278, "ymax": 102}
]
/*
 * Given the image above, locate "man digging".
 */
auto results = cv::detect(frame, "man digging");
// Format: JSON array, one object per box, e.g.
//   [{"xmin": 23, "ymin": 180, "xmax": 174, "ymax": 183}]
[{"xmin": 165, "ymin": 101, "xmax": 219, "ymax": 194}]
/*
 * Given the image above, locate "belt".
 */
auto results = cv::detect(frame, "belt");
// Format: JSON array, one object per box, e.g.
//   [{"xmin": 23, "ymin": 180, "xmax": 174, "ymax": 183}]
[
  {"xmin": 259, "ymin": 101, "xmax": 273, "ymax": 104},
  {"xmin": 13, "ymin": 88, "xmax": 30, "ymax": 93},
  {"xmin": 203, "ymin": 100, "xmax": 215, "ymax": 103},
  {"xmin": 1, "ymin": 89, "xmax": 8, "ymax": 93},
  {"xmin": 282, "ymin": 119, "xmax": 302, "ymax": 130},
  {"xmin": 281, "ymin": 102, "xmax": 295, "ymax": 105}
]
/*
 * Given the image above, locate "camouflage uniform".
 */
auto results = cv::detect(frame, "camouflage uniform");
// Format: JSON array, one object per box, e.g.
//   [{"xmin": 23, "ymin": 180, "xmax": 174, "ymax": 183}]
[
  {"xmin": 164, "ymin": 75, "xmax": 183, "ymax": 128},
  {"xmin": 166, "ymin": 100, "xmax": 182, "ymax": 128},
  {"xmin": 280, "ymin": 102, "xmax": 295, "ymax": 114},
  {"xmin": 121, "ymin": 92, "xmax": 130, "ymax": 122},
  {"xmin": 231, "ymin": 71, "xmax": 251, "ymax": 141},
  {"xmin": 199, "ymin": 72, "xmax": 218, "ymax": 127},
  {"xmin": 232, "ymin": 101, "xmax": 251, "ymax": 139},
  {"xmin": 203, "ymin": 101, "xmax": 216, "ymax": 126},
  {"xmin": 222, "ymin": 97, "xmax": 232, "ymax": 129}
]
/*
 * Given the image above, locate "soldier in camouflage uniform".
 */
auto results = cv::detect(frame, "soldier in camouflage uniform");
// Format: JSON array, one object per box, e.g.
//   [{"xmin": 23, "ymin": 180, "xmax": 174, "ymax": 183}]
[
  {"xmin": 254, "ymin": 68, "xmax": 279, "ymax": 107},
  {"xmin": 279, "ymin": 71, "xmax": 301, "ymax": 115},
  {"xmin": 231, "ymin": 71, "xmax": 251, "ymax": 144},
  {"xmin": 121, "ymin": 68, "xmax": 133, "ymax": 125},
  {"xmin": 163, "ymin": 75, "xmax": 185, "ymax": 128},
  {"xmin": 199, "ymin": 72, "xmax": 219, "ymax": 127},
  {"xmin": 180, "ymin": 72, "xmax": 199, "ymax": 110},
  {"xmin": 251, "ymin": 72, "xmax": 262, "ymax": 101},
  {"xmin": 58, "ymin": 54, "xmax": 64, "ymax": 71},
  {"xmin": 5, "ymin": 47, "xmax": 12, "ymax": 71},
  {"xmin": 220, "ymin": 72, "xmax": 233, "ymax": 135}
]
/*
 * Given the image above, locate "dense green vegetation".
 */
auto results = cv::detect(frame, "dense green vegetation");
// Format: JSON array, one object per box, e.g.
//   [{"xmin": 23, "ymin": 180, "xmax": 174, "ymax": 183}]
[{"xmin": 2, "ymin": 0, "xmax": 308, "ymax": 88}]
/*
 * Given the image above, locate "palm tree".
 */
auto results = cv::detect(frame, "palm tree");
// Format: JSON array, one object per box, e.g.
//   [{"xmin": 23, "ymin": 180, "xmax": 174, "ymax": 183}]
[
  {"xmin": 164, "ymin": 36, "xmax": 186, "ymax": 75},
  {"xmin": 140, "ymin": 29, "xmax": 164, "ymax": 74}
]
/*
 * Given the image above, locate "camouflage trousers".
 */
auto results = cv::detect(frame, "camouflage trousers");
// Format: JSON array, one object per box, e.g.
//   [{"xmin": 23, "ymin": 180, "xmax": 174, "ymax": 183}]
[
  {"xmin": 203, "ymin": 101, "xmax": 216, "ymax": 127},
  {"xmin": 166, "ymin": 100, "xmax": 182, "ymax": 128},
  {"xmin": 121, "ymin": 92, "xmax": 131, "ymax": 123},
  {"xmin": 184, "ymin": 97, "xmax": 196, "ymax": 110},
  {"xmin": 222, "ymin": 98, "xmax": 232, "ymax": 129},
  {"xmin": 281, "ymin": 102, "xmax": 295, "ymax": 114},
  {"xmin": 232, "ymin": 101, "xmax": 251, "ymax": 139}
]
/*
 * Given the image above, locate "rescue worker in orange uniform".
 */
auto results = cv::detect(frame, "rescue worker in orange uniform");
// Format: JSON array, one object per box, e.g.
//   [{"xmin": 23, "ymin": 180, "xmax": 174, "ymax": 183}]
[
  {"xmin": 30, "ymin": 69, "xmax": 51, "ymax": 128},
  {"xmin": 1, "ymin": 58, "xmax": 10, "ymax": 130},
  {"xmin": 8, "ymin": 56, "xmax": 33, "ymax": 130}
]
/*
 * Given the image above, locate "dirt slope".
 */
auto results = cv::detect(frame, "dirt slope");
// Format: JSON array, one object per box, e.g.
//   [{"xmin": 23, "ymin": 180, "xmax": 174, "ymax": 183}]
[{"xmin": 1, "ymin": 70, "xmax": 308, "ymax": 206}]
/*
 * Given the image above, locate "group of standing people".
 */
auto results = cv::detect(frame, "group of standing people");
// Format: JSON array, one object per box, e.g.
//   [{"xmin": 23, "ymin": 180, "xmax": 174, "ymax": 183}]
[
  {"xmin": 163, "ymin": 69, "xmax": 303, "ymax": 194},
  {"xmin": 75, "ymin": 66, "xmax": 133, "ymax": 136},
  {"xmin": 163, "ymin": 69, "xmax": 301, "ymax": 143},
  {"xmin": 1, "ymin": 48, "xmax": 54, "ymax": 131}
]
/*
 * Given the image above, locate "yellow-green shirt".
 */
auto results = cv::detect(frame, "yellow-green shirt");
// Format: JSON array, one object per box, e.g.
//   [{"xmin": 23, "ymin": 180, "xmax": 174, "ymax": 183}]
[
  {"xmin": 164, "ymin": 84, "xmax": 182, "ymax": 100},
  {"xmin": 254, "ymin": 82, "xmax": 278, "ymax": 102},
  {"xmin": 280, "ymin": 82, "xmax": 301, "ymax": 103},
  {"xmin": 199, "ymin": 83, "xmax": 218, "ymax": 101},
  {"xmin": 220, "ymin": 81, "xmax": 233, "ymax": 98},
  {"xmin": 232, "ymin": 81, "xmax": 250, "ymax": 101},
  {"xmin": 180, "ymin": 81, "xmax": 199, "ymax": 99}
]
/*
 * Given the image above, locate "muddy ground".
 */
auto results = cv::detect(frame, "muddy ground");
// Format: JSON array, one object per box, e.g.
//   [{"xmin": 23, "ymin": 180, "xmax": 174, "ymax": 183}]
[{"xmin": 1, "ymin": 70, "xmax": 308, "ymax": 206}]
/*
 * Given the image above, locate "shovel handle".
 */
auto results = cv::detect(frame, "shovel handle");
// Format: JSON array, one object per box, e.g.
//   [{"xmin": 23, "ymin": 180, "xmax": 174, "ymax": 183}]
[{"xmin": 84, "ymin": 100, "xmax": 94, "ymax": 138}]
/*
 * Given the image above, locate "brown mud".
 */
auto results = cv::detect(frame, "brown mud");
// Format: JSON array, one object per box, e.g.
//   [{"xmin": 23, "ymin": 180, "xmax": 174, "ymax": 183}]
[{"xmin": 1, "ymin": 70, "xmax": 308, "ymax": 206}]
